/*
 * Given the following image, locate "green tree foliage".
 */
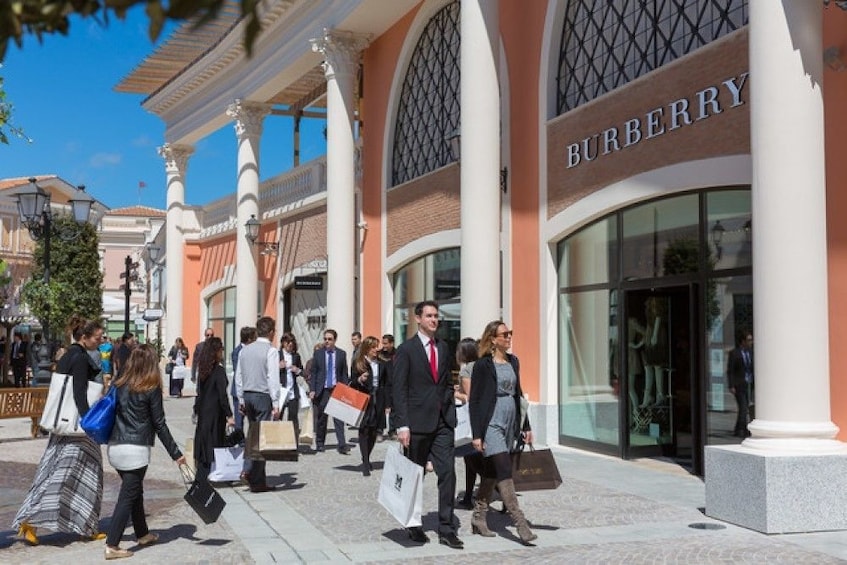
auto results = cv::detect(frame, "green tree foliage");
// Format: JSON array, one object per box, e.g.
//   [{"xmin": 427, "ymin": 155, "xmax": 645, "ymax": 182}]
[
  {"xmin": 21, "ymin": 215, "xmax": 103, "ymax": 340},
  {"xmin": 0, "ymin": 0, "xmax": 263, "ymax": 62},
  {"xmin": 0, "ymin": 70, "xmax": 28, "ymax": 144}
]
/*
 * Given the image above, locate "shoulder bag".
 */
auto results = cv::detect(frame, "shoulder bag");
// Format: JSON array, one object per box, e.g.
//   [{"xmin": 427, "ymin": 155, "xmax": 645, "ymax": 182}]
[
  {"xmin": 40, "ymin": 372, "xmax": 103, "ymax": 436},
  {"xmin": 80, "ymin": 385, "xmax": 118, "ymax": 444}
]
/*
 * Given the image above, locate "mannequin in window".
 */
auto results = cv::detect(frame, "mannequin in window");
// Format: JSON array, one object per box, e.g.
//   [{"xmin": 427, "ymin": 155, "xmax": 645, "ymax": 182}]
[
  {"xmin": 627, "ymin": 316, "xmax": 646, "ymax": 416},
  {"xmin": 640, "ymin": 297, "xmax": 668, "ymax": 408}
]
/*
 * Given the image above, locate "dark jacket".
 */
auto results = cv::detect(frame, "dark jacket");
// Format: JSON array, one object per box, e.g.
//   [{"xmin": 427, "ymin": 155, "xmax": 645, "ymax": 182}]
[
  {"xmin": 56, "ymin": 343, "xmax": 101, "ymax": 416},
  {"xmin": 110, "ymin": 382, "xmax": 183, "ymax": 461},
  {"xmin": 350, "ymin": 357, "xmax": 387, "ymax": 428},
  {"xmin": 392, "ymin": 335, "xmax": 456, "ymax": 434},
  {"xmin": 310, "ymin": 346, "xmax": 349, "ymax": 396},
  {"xmin": 469, "ymin": 354, "xmax": 531, "ymax": 444}
]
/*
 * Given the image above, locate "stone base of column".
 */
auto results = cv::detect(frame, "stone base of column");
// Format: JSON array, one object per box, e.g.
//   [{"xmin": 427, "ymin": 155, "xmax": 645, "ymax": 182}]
[{"xmin": 705, "ymin": 444, "xmax": 847, "ymax": 533}]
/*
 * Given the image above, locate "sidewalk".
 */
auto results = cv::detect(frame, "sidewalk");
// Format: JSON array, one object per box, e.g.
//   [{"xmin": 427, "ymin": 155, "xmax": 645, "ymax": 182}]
[{"xmin": 1, "ymin": 394, "xmax": 846, "ymax": 564}]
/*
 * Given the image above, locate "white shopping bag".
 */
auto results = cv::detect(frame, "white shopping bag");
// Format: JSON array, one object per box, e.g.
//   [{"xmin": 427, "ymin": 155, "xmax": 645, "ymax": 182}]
[
  {"xmin": 454, "ymin": 403, "xmax": 472, "ymax": 447},
  {"xmin": 378, "ymin": 446, "xmax": 424, "ymax": 528},
  {"xmin": 298, "ymin": 384, "xmax": 311, "ymax": 409},
  {"xmin": 172, "ymin": 366, "xmax": 191, "ymax": 381},
  {"xmin": 208, "ymin": 446, "xmax": 244, "ymax": 482}
]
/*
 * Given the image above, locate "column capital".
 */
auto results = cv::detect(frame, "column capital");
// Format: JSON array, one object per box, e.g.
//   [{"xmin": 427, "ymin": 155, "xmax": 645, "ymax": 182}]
[
  {"xmin": 226, "ymin": 99, "xmax": 271, "ymax": 141},
  {"xmin": 157, "ymin": 143, "xmax": 194, "ymax": 175},
  {"xmin": 310, "ymin": 28, "xmax": 371, "ymax": 80}
]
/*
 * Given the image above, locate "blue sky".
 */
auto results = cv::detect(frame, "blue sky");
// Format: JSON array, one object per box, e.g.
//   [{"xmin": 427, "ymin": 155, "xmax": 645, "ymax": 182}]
[{"xmin": 1, "ymin": 8, "xmax": 327, "ymax": 211}]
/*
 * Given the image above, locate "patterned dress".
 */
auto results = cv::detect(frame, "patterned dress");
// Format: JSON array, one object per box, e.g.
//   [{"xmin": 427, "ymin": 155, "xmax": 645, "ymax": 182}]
[{"xmin": 482, "ymin": 361, "xmax": 518, "ymax": 457}]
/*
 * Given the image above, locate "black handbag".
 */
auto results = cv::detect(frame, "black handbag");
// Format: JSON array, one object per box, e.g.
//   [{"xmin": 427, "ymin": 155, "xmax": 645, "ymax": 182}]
[
  {"xmin": 181, "ymin": 464, "xmax": 226, "ymax": 524},
  {"xmin": 165, "ymin": 362, "xmax": 175, "ymax": 375},
  {"xmin": 511, "ymin": 443, "xmax": 563, "ymax": 492}
]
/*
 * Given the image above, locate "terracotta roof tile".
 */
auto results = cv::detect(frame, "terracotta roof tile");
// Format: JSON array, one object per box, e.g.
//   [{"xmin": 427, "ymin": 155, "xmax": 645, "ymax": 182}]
[{"xmin": 108, "ymin": 205, "xmax": 166, "ymax": 217}]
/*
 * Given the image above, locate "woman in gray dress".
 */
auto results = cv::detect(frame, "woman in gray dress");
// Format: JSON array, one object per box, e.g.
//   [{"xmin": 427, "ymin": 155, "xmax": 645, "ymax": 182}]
[{"xmin": 469, "ymin": 320, "xmax": 536, "ymax": 545}]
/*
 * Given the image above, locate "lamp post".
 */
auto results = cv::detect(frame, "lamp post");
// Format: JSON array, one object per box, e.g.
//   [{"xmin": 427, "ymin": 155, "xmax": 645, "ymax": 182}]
[{"xmin": 15, "ymin": 177, "xmax": 95, "ymax": 341}]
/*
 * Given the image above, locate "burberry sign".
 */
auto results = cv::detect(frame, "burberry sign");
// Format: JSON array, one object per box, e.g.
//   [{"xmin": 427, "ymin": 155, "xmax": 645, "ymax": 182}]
[{"xmin": 566, "ymin": 72, "xmax": 749, "ymax": 169}]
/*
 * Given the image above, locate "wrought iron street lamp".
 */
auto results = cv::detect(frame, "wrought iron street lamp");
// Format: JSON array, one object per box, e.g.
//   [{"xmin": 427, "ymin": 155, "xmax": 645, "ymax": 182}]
[
  {"xmin": 244, "ymin": 214, "xmax": 279, "ymax": 255},
  {"xmin": 15, "ymin": 177, "xmax": 95, "ymax": 340}
]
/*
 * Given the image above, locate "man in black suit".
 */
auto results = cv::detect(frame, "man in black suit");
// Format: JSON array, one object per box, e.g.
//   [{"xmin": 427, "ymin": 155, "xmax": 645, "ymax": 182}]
[
  {"xmin": 727, "ymin": 330, "xmax": 754, "ymax": 438},
  {"xmin": 309, "ymin": 329, "xmax": 350, "ymax": 454},
  {"xmin": 10, "ymin": 333, "xmax": 27, "ymax": 387},
  {"xmin": 392, "ymin": 300, "xmax": 462, "ymax": 550}
]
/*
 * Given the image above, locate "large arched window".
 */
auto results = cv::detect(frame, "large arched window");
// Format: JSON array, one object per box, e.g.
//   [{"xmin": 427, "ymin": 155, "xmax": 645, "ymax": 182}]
[
  {"xmin": 391, "ymin": 1, "xmax": 461, "ymax": 187},
  {"xmin": 556, "ymin": 0, "xmax": 748, "ymax": 115}
]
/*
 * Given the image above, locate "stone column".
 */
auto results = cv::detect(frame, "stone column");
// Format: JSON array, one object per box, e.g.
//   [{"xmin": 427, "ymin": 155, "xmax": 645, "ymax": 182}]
[
  {"xmin": 157, "ymin": 143, "xmax": 193, "ymax": 347},
  {"xmin": 460, "ymin": 0, "xmax": 501, "ymax": 335},
  {"xmin": 311, "ymin": 29, "xmax": 369, "ymax": 342},
  {"xmin": 705, "ymin": 1, "xmax": 847, "ymax": 533},
  {"xmin": 227, "ymin": 100, "xmax": 270, "ymax": 332}
]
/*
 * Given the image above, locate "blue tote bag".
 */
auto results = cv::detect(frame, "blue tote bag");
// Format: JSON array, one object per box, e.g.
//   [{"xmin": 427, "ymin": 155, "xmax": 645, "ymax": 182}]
[{"xmin": 81, "ymin": 385, "xmax": 117, "ymax": 444}]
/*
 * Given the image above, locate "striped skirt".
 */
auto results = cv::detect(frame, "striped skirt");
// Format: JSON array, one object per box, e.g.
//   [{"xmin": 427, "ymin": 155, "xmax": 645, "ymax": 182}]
[{"xmin": 12, "ymin": 434, "xmax": 104, "ymax": 536}]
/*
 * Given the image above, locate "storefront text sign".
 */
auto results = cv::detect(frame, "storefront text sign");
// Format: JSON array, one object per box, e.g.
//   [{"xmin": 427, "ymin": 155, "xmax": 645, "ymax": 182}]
[{"xmin": 566, "ymin": 72, "xmax": 749, "ymax": 169}]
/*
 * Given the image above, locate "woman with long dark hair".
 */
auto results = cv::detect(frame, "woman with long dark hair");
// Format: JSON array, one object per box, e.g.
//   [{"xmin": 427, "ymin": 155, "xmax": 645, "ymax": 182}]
[
  {"xmin": 105, "ymin": 345, "xmax": 185, "ymax": 559},
  {"xmin": 193, "ymin": 337, "xmax": 234, "ymax": 481},
  {"xmin": 469, "ymin": 320, "xmax": 536, "ymax": 544},
  {"xmin": 349, "ymin": 336, "xmax": 385, "ymax": 476},
  {"xmin": 13, "ymin": 315, "xmax": 106, "ymax": 545}
]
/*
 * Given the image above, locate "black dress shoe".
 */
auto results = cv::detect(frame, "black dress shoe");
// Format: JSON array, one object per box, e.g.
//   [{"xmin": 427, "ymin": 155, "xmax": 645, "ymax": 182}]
[
  {"xmin": 407, "ymin": 527, "xmax": 429, "ymax": 544},
  {"xmin": 249, "ymin": 484, "xmax": 275, "ymax": 493},
  {"xmin": 338, "ymin": 446, "xmax": 350, "ymax": 455},
  {"xmin": 438, "ymin": 532, "xmax": 464, "ymax": 549},
  {"xmin": 316, "ymin": 446, "xmax": 325, "ymax": 452}
]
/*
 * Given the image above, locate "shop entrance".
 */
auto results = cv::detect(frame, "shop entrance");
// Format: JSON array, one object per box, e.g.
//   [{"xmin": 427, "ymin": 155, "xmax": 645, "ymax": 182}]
[{"xmin": 622, "ymin": 285, "xmax": 702, "ymax": 473}]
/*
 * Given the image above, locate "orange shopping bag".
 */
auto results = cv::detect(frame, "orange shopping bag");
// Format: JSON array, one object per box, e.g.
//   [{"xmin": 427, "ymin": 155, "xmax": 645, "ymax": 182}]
[{"xmin": 324, "ymin": 382, "xmax": 369, "ymax": 427}]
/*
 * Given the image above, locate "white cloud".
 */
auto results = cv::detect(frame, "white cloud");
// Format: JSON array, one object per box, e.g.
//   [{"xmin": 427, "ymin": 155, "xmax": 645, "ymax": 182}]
[
  {"xmin": 89, "ymin": 152, "xmax": 122, "ymax": 168},
  {"xmin": 132, "ymin": 134, "xmax": 152, "ymax": 147}
]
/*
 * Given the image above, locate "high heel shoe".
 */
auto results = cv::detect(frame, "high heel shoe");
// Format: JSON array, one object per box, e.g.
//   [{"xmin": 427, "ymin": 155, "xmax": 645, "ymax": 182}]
[{"xmin": 18, "ymin": 523, "xmax": 38, "ymax": 545}]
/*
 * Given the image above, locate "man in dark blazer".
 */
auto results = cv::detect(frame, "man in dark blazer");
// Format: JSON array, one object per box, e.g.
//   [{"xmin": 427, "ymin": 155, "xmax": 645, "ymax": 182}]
[
  {"xmin": 392, "ymin": 300, "xmax": 462, "ymax": 550},
  {"xmin": 309, "ymin": 329, "xmax": 350, "ymax": 454},
  {"xmin": 727, "ymin": 330, "xmax": 754, "ymax": 438}
]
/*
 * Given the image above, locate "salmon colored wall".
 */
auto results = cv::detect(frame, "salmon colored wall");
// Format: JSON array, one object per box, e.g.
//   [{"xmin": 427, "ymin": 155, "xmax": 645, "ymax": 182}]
[
  {"xmin": 361, "ymin": 5, "xmax": 420, "ymax": 337},
  {"xmin": 183, "ymin": 242, "xmax": 203, "ymax": 344},
  {"xmin": 501, "ymin": 0, "xmax": 545, "ymax": 400},
  {"xmin": 824, "ymin": 8, "xmax": 847, "ymax": 440}
]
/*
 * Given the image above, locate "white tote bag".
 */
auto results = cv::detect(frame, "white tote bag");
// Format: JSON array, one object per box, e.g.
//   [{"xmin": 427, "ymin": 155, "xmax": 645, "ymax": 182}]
[
  {"xmin": 454, "ymin": 403, "xmax": 472, "ymax": 447},
  {"xmin": 172, "ymin": 366, "xmax": 191, "ymax": 381},
  {"xmin": 40, "ymin": 372, "xmax": 103, "ymax": 436},
  {"xmin": 208, "ymin": 447, "xmax": 244, "ymax": 482},
  {"xmin": 378, "ymin": 446, "xmax": 424, "ymax": 528}
]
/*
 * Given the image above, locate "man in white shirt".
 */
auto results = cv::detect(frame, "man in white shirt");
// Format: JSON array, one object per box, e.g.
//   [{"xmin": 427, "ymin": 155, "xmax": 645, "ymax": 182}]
[{"xmin": 235, "ymin": 316, "xmax": 280, "ymax": 492}]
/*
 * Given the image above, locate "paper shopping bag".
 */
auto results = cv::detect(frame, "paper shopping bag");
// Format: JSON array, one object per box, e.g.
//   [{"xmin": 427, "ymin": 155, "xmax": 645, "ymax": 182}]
[
  {"xmin": 511, "ymin": 445, "xmax": 563, "ymax": 491},
  {"xmin": 258, "ymin": 420, "xmax": 298, "ymax": 461},
  {"xmin": 181, "ymin": 465, "xmax": 226, "ymax": 524},
  {"xmin": 324, "ymin": 382, "xmax": 369, "ymax": 427},
  {"xmin": 454, "ymin": 403, "xmax": 472, "ymax": 447},
  {"xmin": 378, "ymin": 446, "xmax": 423, "ymax": 528},
  {"xmin": 208, "ymin": 446, "xmax": 244, "ymax": 482},
  {"xmin": 298, "ymin": 406, "xmax": 314, "ymax": 445}
]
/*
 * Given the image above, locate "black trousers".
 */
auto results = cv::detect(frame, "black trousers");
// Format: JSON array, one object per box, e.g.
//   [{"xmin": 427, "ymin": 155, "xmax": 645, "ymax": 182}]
[
  {"xmin": 106, "ymin": 466, "xmax": 149, "ymax": 547},
  {"xmin": 734, "ymin": 384, "xmax": 751, "ymax": 437},
  {"xmin": 12, "ymin": 363, "xmax": 26, "ymax": 387},
  {"xmin": 314, "ymin": 388, "xmax": 346, "ymax": 450},
  {"xmin": 282, "ymin": 397, "xmax": 300, "ymax": 440},
  {"xmin": 243, "ymin": 391, "xmax": 273, "ymax": 488},
  {"xmin": 408, "ymin": 421, "xmax": 457, "ymax": 535}
]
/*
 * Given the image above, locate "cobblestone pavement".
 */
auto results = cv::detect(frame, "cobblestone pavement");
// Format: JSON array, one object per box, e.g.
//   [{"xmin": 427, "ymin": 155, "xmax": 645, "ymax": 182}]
[{"xmin": 1, "ymin": 392, "xmax": 846, "ymax": 564}]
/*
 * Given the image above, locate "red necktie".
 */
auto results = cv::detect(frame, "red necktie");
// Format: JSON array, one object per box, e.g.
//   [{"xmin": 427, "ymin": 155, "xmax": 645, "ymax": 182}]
[{"xmin": 428, "ymin": 340, "xmax": 438, "ymax": 383}]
